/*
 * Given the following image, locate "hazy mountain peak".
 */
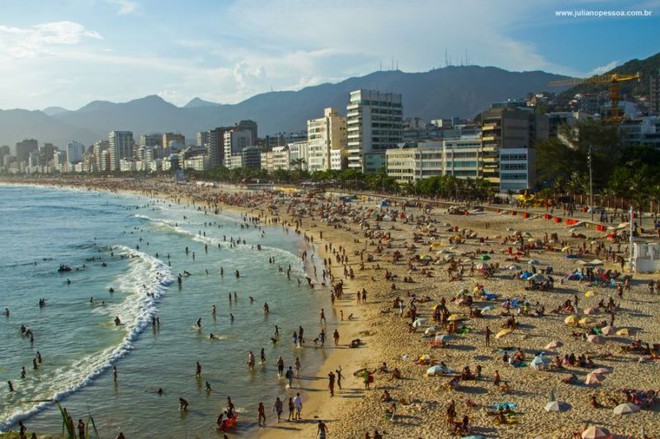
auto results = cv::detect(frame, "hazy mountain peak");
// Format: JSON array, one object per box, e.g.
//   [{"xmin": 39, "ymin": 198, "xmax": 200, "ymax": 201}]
[
  {"xmin": 184, "ymin": 97, "xmax": 222, "ymax": 108},
  {"xmin": 42, "ymin": 106, "xmax": 70, "ymax": 116}
]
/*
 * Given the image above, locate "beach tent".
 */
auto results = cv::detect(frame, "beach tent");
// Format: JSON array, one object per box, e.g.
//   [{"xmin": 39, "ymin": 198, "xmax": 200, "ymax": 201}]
[
  {"xmin": 584, "ymin": 372, "xmax": 604, "ymax": 385},
  {"xmin": 581, "ymin": 426, "xmax": 611, "ymax": 439},
  {"xmin": 587, "ymin": 335, "xmax": 604, "ymax": 344},
  {"xmin": 495, "ymin": 328, "xmax": 513, "ymax": 339},
  {"xmin": 544, "ymin": 401, "xmax": 568, "ymax": 412},
  {"xmin": 544, "ymin": 340, "xmax": 563, "ymax": 350},
  {"xmin": 612, "ymin": 403, "xmax": 640, "ymax": 415}
]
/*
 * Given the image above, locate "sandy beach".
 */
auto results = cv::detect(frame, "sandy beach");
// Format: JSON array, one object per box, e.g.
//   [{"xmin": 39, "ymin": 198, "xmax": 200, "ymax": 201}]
[{"xmin": 2, "ymin": 176, "xmax": 658, "ymax": 439}]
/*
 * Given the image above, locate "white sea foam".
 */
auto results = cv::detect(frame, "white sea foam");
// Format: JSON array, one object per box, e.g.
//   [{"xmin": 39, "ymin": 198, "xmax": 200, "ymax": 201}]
[{"xmin": 0, "ymin": 247, "xmax": 173, "ymax": 431}]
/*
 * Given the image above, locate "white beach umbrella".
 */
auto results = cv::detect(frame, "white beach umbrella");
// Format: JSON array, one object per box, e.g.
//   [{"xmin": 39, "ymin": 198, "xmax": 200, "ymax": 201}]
[
  {"xmin": 412, "ymin": 318, "xmax": 425, "ymax": 328},
  {"xmin": 544, "ymin": 401, "xmax": 568, "ymax": 412}
]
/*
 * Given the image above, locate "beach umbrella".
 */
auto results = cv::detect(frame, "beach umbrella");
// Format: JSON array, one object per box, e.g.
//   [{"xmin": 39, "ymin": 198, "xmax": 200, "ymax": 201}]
[
  {"xmin": 592, "ymin": 368, "xmax": 610, "ymax": 375},
  {"xmin": 544, "ymin": 340, "xmax": 563, "ymax": 350},
  {"xmin": 581, "ymin": 426, "xmax": 611, "ymax": 439},
  {"xmin": 461, "ymin": 436, "xmax": 486, "ymax": 439},
  {"xmin": 419, "ymin": 354, "xmax": 431, "ymax": 362},
  {"xmin": 584, "ymin": 290, "xmax": 597, "ymax": 298},
  {"xmin": 613, "ymin": 403, "xmax": 640, "ymax": 415},
  {"xmin": 544, "ymin": 401, "xmax": 567, "ymax": 412},
  {"xmin": 529, "ymin": 273, "xmax": 547, "ymax": 282},
  {"xmin": 585, "ymin": 372, "xmax": 604, "ymax": 385},
  {"xmin": 478, "ymin": 254, "xmax": 491, "ymax": 261},
  {"xmin": 448, "ymin": 315, "xmax": 460, "ymax": 321},
  {"xmin": 587, "ymin": 335, "xmax": 604, "ymax": 344},
  {"xmin": 507, "ymin": 264, "xmax": 521, "ymax": 270},
  {"xmin": 561, "ymin": 246, "xmax": 572, "ymax": 252},
  {"xmin": 616, "ymin": 328, "xmax": 629, "ymax": 336},
  {"xmin": 528, "ymin": 259, "xmax": 540, "ymax": 265},
  {"xmin": 496, "ymin": 328, "xmax": 513, "ymax": 339},
  {"xmin": 601, "ymin": 326, "xmax": 615, "ymax": 336},
  {"xmin": 437, "ymin": 334, "xmax": 452, "ymax": 341},
  {"xmin": 583, "ymin": 307, "xmax": 597, "ymax": 315},
  {"xmin": 564, "ymin": 315, "xmax": 577, "ymax": 326},
  {"xmin": 481, "ymin": 305, "xmax": 496, "ymax": 313}
]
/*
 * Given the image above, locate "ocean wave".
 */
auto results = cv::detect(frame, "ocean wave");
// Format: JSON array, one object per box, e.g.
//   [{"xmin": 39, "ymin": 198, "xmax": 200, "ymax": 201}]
[{"xmin": 0, "ymin": 247, "xmax": 174, "ymax": 432}]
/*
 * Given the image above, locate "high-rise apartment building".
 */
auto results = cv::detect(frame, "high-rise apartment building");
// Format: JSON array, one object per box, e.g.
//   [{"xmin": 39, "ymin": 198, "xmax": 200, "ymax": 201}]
[
  {"xmin": 66, "ymin": 141, "xmax": 85, "ymax": 164},
  {"xmin": 346, "ymin": 90, "xmax": 403, "ymax": 173},
  {"xmin": 162, "ymin": 133, "xmax": 185, "ymax": 149},
  {"xmin": 307, "ymin": 108, "xmax": 347, "ymax": 172},
  {"xmin": 207, "ymin": 127, "xmax": 230, "ymax": 168},
  {"xmin": 109, "ymin": 131, "xmax": 135, "ymax": 171},
  {"xmin": 237, "ymin": 120, "xmax": 258, "ymax": 144},
  {"xmin": 16, "ymin": 139, "xmax": 39, "ymax": 164},
  {"xmin": 223, "ymin": 130, "xmax": 253, "ymax": 164},
  {"xmin": 480, "ymin": 107, "xmax": 548, "ymax": 193},
  {"xmin": 140, "ymin": 133, "xmax": 163, "ymax": 148},
  {"xmin": 196, "ymin": 131, "xmax": 210, "ymax": 148}
]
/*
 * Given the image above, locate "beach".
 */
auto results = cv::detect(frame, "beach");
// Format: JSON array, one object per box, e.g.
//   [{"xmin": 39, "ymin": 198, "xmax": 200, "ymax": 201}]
[{"xmin": 1, "ymin": 176, "xmax": 658, "ymax": 439}]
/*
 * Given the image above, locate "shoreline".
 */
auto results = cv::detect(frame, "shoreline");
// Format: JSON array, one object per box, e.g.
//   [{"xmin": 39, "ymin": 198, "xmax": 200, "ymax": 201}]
[{"xmin": 1, "ymin": 176, "xmax": 658, "ymax": 439}]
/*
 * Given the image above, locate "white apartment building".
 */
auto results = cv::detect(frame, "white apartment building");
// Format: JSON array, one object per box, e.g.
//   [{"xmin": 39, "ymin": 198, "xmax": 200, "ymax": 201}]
[
  {"xmin": 386, "ymin": 143, "xmax": 442, "ymax": 184},
  {"xmin": 307, "ymin": 107, "xmax": 347, "ymax": 172},
  {"xmin": 442, "ymin": 135, "xmax": 482, "ymax": 179},
  {"xmin": 346, "ymin": 89, "xmax": 403, "ymax": 173},
  {"xmin": 223, "ymin": 130, "xmax": 253, "ymax": 165}
]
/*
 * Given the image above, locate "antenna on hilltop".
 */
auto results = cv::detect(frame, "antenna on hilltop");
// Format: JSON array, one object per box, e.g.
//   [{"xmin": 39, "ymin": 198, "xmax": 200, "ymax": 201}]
[{"xmin": 444, "ymin": 48, "xmax": 448, "ymax": 67}]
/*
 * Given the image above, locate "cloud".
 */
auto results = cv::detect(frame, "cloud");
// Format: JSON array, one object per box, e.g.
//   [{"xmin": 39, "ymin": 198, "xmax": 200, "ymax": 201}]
[
  {"xmin": 590, "ymin": 60, "xmax": 619, "ymax": 75},
  {"xmin": 0, "ymin": 21, "xmax": 101, "ymax": 59},
  {"xmin": 105, "ymin": 0, "xmax": 138, "ymax": 15}
]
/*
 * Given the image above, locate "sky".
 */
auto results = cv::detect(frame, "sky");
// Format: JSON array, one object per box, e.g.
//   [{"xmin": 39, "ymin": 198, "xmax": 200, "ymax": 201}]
[{"xmin": 0, "ymin": 0, "xmax": 658, "ymax": 111}]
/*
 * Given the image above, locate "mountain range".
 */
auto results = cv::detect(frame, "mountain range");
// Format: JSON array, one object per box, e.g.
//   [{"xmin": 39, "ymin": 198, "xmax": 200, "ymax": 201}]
[{"xmin": 1, "ymin": 65, "xmax": 574, "ymax": 149}]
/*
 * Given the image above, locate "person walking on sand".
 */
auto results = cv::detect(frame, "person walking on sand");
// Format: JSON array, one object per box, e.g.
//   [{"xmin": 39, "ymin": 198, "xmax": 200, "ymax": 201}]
[
  {"xmin": 257, "ymin": 401, "xmax": 266, "ymax": 427},
  {"xmin": 293, "ymin": 392, "xmax": 303, "ymax": 420},
  {"xmin": 485, "ymin": 326, "xmax": 492, "ymax": 347},
  {"xmin": 273, "ymin": 397, "xmax": 283, "ymax": 423},
  {"xmin": 295, "ymin": 357, "xmax": 302, "ymax": 378},
  {"xmin": 317, "ymin": 420, "xmax": 329, "ymax": 439},
  {"xmin": 287, "ymin": 397, "xmax": 295, "ymax": 421},
  {"xmin": 320, "ymin": 308, "xmax": 326, "ymax": 324},
  {"xmin": 328, "ymin": 371, "xmax": 336, "ymax": 396},
  {"xmin": 333, "ymin": 329, "xmax": 340, "ymax": 346},
  {"xmin": 336, "ymin": 366, "xmax": 343, "ymax": 390}
]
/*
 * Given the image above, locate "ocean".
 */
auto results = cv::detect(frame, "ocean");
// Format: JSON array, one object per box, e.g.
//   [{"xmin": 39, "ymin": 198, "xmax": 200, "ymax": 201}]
[{"xmin": 0, "ymin": 184, "xmax": 328, "ymax": 438}]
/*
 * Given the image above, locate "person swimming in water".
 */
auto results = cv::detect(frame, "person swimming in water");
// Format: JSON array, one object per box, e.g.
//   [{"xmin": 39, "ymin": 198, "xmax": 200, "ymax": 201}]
[{"xmin": 114, "ymin": 316, "xmax": 121, "ymax": 326}]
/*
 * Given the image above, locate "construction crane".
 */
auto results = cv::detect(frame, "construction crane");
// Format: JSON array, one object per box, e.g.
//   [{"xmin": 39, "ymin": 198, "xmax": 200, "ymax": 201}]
[{"xmin": 549, "ymin": 72, "xmax": 641, "ymax": 122}]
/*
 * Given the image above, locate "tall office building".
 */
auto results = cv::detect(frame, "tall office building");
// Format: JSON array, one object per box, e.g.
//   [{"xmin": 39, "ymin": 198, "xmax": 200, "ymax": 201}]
[
  {"xmin": 307, "ymin": 108, "xmax": 347, "ymax": 172},
  {"xmin": 346, "ymin": 90, "xmax": 403, "ymax": 173},
  {"xmin": 140, "ymin": 133, "xmax": 163, "ymax": 148},
  {"xmin": 109, "ymin": 131, "xmax": 135, "ymax": 171}
]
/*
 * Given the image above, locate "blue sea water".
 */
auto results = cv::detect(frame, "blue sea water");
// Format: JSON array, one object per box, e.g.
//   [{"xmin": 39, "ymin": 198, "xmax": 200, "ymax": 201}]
[{"xmin": 0, "ymin": 184, "xmax": 328, "ymax": 438}]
